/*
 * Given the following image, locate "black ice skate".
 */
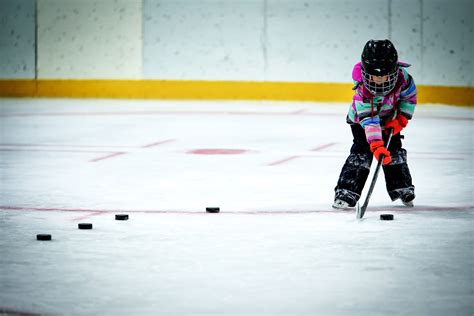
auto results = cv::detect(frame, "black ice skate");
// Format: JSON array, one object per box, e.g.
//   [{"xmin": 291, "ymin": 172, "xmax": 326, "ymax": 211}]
[
  {"xmin": 400, "ymin": 191, "xmax": 415, "ymax": 207},
  {"xmin": 388, "ymin": 188, "xmax": 415, "ymax": 207},
  {"xmin": 332, "ymin": 199, "xmax": 351, "ymax": 209}
]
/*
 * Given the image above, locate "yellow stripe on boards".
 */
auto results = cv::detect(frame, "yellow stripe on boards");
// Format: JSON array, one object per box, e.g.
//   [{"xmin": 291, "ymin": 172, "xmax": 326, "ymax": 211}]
[
  {"xmin": 0, "ymin": 79, "xmax": 472, "ymax": 106},
  {"xmin": 0, "ymin": 80, "xmax": 37, "ymax": 96},
  {"xmin": 416, "ymin": 85, "xmax": 474, "ymax": 106}
]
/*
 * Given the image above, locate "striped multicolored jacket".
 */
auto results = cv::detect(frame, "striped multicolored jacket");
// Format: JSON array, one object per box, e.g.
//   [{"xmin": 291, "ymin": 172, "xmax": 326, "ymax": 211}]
[{"xmin": 347, "ymin": 61, "xmax": 417, "ymax": 144}]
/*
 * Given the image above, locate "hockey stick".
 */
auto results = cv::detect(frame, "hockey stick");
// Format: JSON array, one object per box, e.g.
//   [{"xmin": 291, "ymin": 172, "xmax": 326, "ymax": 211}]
[{"xmin": 355, "ymin": 127, "xmax": 395, "ymax": 220}]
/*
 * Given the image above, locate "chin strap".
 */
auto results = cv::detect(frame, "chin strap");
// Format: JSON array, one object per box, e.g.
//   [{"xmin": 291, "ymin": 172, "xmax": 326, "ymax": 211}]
[{"xmin": 352, "ymin": 81, "xmax": 362, "ymax": 90}]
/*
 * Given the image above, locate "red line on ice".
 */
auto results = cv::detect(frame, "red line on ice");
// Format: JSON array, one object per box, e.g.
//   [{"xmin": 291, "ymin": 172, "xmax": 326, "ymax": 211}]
[
  {"xmin": 268, "ymin": 142, "xmax": 337, "ymax": 166},
  {"xmin": 89, "ymin": 152, "xmax": 128, "ymax": 162},
  {"xmin": 2, "ymin": 205, "xmax": 472, "ymax": 215},
  {"xmin": 0, "ymin": 148, "xmax": 115, "ymax": 154},
  {"xmin": 71, "ymin": 211, "xmax": 105, "ymax": 221},
  {"xmin": 187, "ymin": 148, "xmax": 252, "ymax": 155},
  {"xmin": 267, "ymin": 155, "xmax": 301, "ymax": 166},
  {"xmin": 141, "ymin": 139, "xmax": 176, "ymax": 148},
  {"xmin": 2, "ymin": 111, "xmax": 472, "ymax": 121},
  {"xmin": 310, "ymin": 142, "xmax": 337, "ymax": 151},
  {"xmin": 0, "ymin": 139, "xmax": 175, "ymax": 150},
  {"xmin": 290, "ymin": 109, "xmax": 309, "ymax": 114},
  {"xmin": 0, "ymin": 143, "xmax": 138, "ymax": 149}
]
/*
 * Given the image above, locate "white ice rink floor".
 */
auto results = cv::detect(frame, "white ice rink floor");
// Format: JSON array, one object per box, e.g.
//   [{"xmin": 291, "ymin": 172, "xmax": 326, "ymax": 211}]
[{"xmin": 0, "ymin": 98, "xmax": 473, "ymax": 315}]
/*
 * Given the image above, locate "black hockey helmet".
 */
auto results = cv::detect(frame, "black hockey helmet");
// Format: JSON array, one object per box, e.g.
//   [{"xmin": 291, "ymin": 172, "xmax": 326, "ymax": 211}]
[{"xmin": 361, "ymin": 39, "xmax": 399, "ymax": 96}]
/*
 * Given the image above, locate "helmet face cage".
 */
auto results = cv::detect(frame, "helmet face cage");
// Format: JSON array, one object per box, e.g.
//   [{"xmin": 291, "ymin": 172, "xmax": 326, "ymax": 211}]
[
  {"xmin": 360, "ymin": 39, "xmax": 399, "ymax": 96},
  {"xmin": 361, "ymin": 67, "xmax": 398, "ymax": 96}
]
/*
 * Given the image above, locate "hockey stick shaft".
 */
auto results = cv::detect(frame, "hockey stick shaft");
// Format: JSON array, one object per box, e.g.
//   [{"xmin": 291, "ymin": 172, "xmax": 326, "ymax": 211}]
[{"xmin": 356, "ymin": 128, "xmax": 394, "ymax": 219}]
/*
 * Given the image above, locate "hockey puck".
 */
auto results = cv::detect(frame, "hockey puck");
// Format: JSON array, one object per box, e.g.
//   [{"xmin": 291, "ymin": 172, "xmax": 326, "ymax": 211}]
[
  {"xmin": 206, "ymin": 207, "xmax": 220, "ymax": 213},
  {"xmin": 115, "ymin": 214, "xmax": 129, "ymax": 220},
  {"xmin": 36, "ymin": 234, "xmax": 52, "ymax": 241},
  {"xmin": 380, "ymin": 214, "xmax": 394, "ymax": 221},
  {"xmin": 78, "ymin": 223, "xmax": 93, "ymax": 230}
]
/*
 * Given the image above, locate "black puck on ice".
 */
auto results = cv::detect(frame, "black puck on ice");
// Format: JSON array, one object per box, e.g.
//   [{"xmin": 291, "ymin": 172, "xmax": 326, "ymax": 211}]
[
  {"xmin": 78, "ymin": 223, "xmax": 93, "ymax": 230},
  {"xmin": 380, "ymin": 214, "xmax": 394, "ymax": 221},
  {"xmin": 206, "ymin": 207, "xmax": 220, "ymax": 213},
  {"xmin": 37, "ymin": 234, "xmax": 52, "ymax": 241},
  {"xmin": 115, "ymin": 214, "xmax": 129, "ymax": 220}
]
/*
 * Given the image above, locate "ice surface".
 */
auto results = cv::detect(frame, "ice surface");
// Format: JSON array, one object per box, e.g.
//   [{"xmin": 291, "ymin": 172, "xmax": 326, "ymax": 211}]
[{"xmin": 0, "ymin": 99, "xmax": 473, "ymax": 315}]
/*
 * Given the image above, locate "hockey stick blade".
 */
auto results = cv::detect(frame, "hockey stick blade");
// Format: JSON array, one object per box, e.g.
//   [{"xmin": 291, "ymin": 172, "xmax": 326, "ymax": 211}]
[
  {"xmin": 356, "ymin": 156, "xmax": 384, "ymax": 220},
  {"xmin": 355, "ymin": 202, "xmax": 362, "ymax": 219},
  {"xmin": 356, "ymin": 129, "xmax": 395, "ymax": 220}
]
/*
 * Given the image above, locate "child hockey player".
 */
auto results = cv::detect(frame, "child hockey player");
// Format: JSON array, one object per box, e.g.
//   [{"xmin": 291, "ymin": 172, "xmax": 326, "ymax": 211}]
[{"xmin": 333, "ymin": 39, "xmax": 417, "ymax": 209}]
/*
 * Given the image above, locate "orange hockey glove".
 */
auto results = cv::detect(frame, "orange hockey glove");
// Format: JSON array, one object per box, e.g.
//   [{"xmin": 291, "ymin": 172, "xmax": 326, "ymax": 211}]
[
  {"xmin": 370, "ymin": 140, "xmax": 392, "ymax": 165},
  {"xmin": 384, "ymin": 114, "xmax": 408, "ymax": 135}
]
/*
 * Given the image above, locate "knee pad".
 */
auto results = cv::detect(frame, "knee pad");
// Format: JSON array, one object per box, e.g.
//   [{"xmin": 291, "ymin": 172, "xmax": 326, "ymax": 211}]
[
  {"xmin": 388, "ymin": 148, "xmax": 407, "ymax": 165},
  {"xmin": 346, "ymin": 152, "xmax": 372, "ymax": 169}
]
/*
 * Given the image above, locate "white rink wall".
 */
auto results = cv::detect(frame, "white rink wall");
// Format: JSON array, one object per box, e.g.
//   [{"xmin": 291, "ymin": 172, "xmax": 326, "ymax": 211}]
[
  {"xmin": 143, "ymin": 0, "xmax": 389, "ymax": 82},
  {"xmin": 0, "ymin": 0, "xmax": 36, "ymax": 79},
  {"xmin": 0, "ymin": 0, "xmax": 472, "ymax": 85},
  {"xmin": 37, "ymin": 0, "xmax": 142, "ymax": 79}
]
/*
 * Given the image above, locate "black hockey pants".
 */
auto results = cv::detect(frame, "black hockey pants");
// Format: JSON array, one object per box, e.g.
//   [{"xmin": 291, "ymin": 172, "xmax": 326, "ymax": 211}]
[{"xmin": 334, "ymin": 124, "xmax": 415, "ymax": 206}]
